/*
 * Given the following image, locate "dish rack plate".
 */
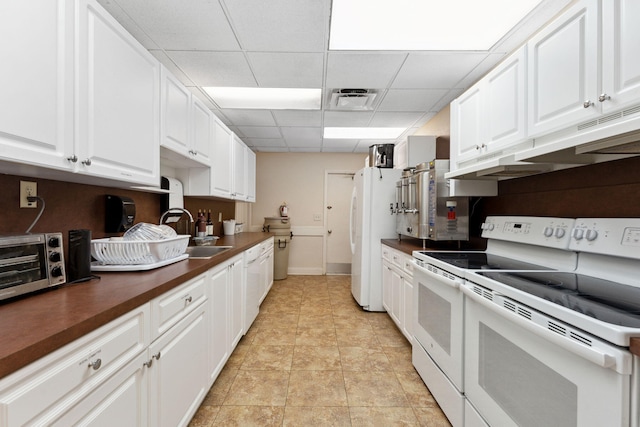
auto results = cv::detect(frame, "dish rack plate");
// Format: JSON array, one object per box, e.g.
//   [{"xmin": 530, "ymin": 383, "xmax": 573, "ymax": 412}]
[{"xmin": 91, "ymin": 235, "xmax": 190, "ymax": 265}]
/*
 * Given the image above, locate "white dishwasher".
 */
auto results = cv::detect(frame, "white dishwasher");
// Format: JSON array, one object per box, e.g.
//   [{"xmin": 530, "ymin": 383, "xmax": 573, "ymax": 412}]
[{"xmin": 244, "ymin": 245, "xmax": 261, "ymax": 331}]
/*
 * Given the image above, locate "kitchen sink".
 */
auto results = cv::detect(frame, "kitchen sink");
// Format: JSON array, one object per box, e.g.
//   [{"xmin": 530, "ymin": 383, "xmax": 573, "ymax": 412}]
[{"xmin": 185, "ymin": 246, "xmax": 232, "ymax": 259}]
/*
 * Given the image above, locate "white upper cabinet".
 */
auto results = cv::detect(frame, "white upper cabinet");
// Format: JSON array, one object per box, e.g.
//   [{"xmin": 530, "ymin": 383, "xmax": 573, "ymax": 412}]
[
  {"xmin": 160, "ymin": 67, "xmax": 212, "ymax": 167},
  {"xmin": 602, "ymin": 0, "xmax": 640, "ymax": 113},
  {"xmin": 451, "ymin": 84, "xmax": 484, "ymax": 165},
  {"xmin": 527, "ymin": 0, "xmax": 599, "ymax": 137},
  {"xmin": 246, "ymin": 147, "xmax": 256, "ymax": 202},
  {"xmin": 211, "ymin": 116, "xmax": 234, "ymax": 198},
  {"xmin": 233, "ymin": 136, "xmax": 247, "ymax": 200},
  {"xmin": 0, "ymin": 0, "xmax": 74, "ymax": 171}
]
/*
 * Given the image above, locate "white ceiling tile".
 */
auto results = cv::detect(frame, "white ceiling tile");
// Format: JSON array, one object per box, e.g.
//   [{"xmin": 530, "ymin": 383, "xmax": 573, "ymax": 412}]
[
  {"xmin": 322, "ymin": 146, "xmax": 356, "ymax": 152},
  {"xmin": 247, "ymin": 53, "xmax": 324, "ymax": 88},
  {"xmin": 453, "ymin": 53, "xmax": 507, "ymax": 90},
  {"xmin": 355, "ymin": 143, "xmax": 372, "ymax": 153},
  {"xmin": 289, "ymin": 146, "xmax": 322, "ymax": 152},
  {"xmin": 325, "ymin": 53, "xmax": 407, "ymax": 88},
  {"xmin": 244, "ymin": 138, "xmax": 287, "ymax": 147},
  {"xmin": 369, "ymin": 112, "xmax": 424, "ymax": 127},
  {"xmin": 151, "ymin": 51, "xmax": 194, "ymax": 86},
  {"xmin": 322, "ymin": 139, "xmax": 359, "ymax": 148},
  {"xmin": 220, "ymin": 109, "xmax": 276, "ymax": 126},
  {"xmin": 391, "ymin": 53, "xmax": 489, "ymax": 89},
  {"xmin": 323, "ymin": 111, "xmax": 374, "ymax": 127},
  {"xmin": 187, "ymin": 87, "xmax": 217, "ymax": 110},
  {"xmin": 281, "ymin": 127, "xmax": 322, "ymax": 145},
  {"xmin": 167, "ymin": 52, "xmax": 256, "ymax": 87},
  {"xmin": 377, "ymin": 89, "xmax": 449, "ymax": 112},
  {"xmin": 223, "ymin": 0, "xmax": 329, "ymax": 52},
  {"xmin": 237, "ymin": 126, "xmax": 282, "ymax": 138},
  {"xmin": 273, "ymin": 111, "xmax": 322, "ymax": 127},
  {"xmin": 111, "ymin": 0, "xmax": 239, "ymax": 50},
  {"xmin": 98, "ymin": 0, "xmax": 160, "ymax": 49},
  {"xmin": 254, "ymin": 146, "xmax": 290, "ymax": 152}
]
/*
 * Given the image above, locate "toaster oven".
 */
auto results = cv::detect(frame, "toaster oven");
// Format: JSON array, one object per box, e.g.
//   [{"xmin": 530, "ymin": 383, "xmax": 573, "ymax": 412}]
[{"xmin": 0, "ymin": 233, "xmax": 66, "ymax": 302}]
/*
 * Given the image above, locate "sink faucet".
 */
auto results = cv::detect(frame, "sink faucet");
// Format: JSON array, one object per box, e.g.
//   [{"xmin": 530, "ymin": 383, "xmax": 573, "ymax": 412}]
[{"xmin": 160, "ymin": 207, "xmax": 194, "ymax": 224}]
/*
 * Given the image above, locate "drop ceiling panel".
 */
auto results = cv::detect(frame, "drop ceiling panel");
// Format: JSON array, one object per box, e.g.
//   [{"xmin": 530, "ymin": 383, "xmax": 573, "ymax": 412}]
[
  {"xmin": 237, "ymin": 126, "xmax": 282, "ymax": 139},
  {"xmin": 220, "ymin": 109, "xmax": 277, "ymax": 126},
  {"xmin": 254, "ymin": 146, "xmax": 290, "ymax": 152},
  {"xmin": 273, "ymin": 111, "xmax": 322, "ymax": 127},
  {"xmin": 150, "ymin": 51, "xmax": 194, "ymax": 86},
  {"xmin": 109, "ymin": 0, "xmax": 239, "ymax": 50},
  {"xmin": 378, "ymin": 89, "xmax": 449, "ymax": 112},
  {"xmin": 322, "ymin": 139, "xmax": 360, "ymax": 148},
  {"xmin": 369, "ymin": 112, "xmax": 425, "ymax": 127},
  {"xmin": 222, "ymin": 0, "xmax": 329, "ymax": 52},
  {"xmin": 281, "ymin": 127, "xmax": 322, "ymax": 145},
  {"xmin": 247, "ymin": 53, "xmax": 325, "ymax": 88},
  {"xmin": 323, "ymin": 111, "xmax": 374, "ymax": 127},
  {"xmin": 167, "ymin": 52, "xmax": 256, "ymax": 87},
  {"xmin": 97, "ymin": 0, "xmax": 160, "ymax": 49},
  {"xmin": 244, "ymin": 138, "xmax": 287, "ymax": 147},
  {"xmin": 325, "ymin": 53, "xmax": 407, "ymax": 88},
  {"xmin": 391, "ymin": 53, "xmax": 490, "ymax": 89}
]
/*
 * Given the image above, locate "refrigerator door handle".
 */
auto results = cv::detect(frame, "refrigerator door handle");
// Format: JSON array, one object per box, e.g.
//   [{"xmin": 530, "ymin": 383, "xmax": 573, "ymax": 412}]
[{"xmin": 349, "ymin": 186, "xmax": 357, "ymax": 255}]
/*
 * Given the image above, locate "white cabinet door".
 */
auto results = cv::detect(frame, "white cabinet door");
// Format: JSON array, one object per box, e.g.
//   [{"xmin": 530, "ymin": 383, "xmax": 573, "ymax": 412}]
[
  {"xmin": 527, "ymin": 0, "xmax": 599, "ymax": 137},
  {"xmin": 148, "ymin": 302, "xmax": 208, "ymax": 427},
  {"xmin": 485, "ymin": 47, "xmax": 527, "ymax": 151},
  {"xmin": 390, "ymin": 265, "xmax": 403, "ymax": 327},
  {"xmin": 382, "ymin": 261, "xmax": 393, "ymax": 313},
  {"xmin": 76, "ymin": 0, "xmax": 160, "ymax": 186},
  {"xmin": 208, "ymin": 263, "xmax": 230, "ymax": 386},
  {"xmin": 0, "ymin": 0, "xmax": 74, "ymax": 171},
  {"xmin": 160, "ymin": 68, "xmax": 191, "ymax": 159},
  {"xmin": 212, "ymin": 117, "xmax": 234, "ymax": 198},
  {"xmin": 451, "ymin": 84, "xmax": 485, "ymax": 166},
  {"xmin": 191, "ymin": 97, "xmax": 213, "ymax": 165},
  {"xmin": 228, "ymin": 256, "xmax": 245, "ymax": 349},
  {"xmin": 246, "ymin": 146, "xmax": 257, "ymax": 202},
  {"xmin": 602, "ymin": 0, "xmax": 640, "ymax": 113},
  {"xmin": 233, "ymin": 136, "xmax": 247, "ymax": 200}
]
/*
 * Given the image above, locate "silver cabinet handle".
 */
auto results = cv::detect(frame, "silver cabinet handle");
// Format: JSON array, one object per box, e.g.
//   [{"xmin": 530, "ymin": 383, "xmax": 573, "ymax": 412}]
[
  {"xmin": 598, "ymin": 93, "xmax": 611, "ymax": 102},
  {"xmin": 583, "ymin": 100, "xmax": 594, "ymax": 108},
  {"xmin": 81, "ymin": 158, "xmax": 92, "ymax": 166},
  {"xmin": 88, "ymin": 359, "xmax": 102, "ymax": 370},
  {"xmin": 153, "ymin": 351, "xmax": 161, "ymax": 360},
  {"xmin": 143, "ymin": 359, "xmax": 153, "ymax": 368},
  {"xmin": 67, "ymin": 155, "xmax": 78, "ymax": 163},
  {"xmin": 185, "ymin": 295, "xmax": 193, "ymax": 304}
]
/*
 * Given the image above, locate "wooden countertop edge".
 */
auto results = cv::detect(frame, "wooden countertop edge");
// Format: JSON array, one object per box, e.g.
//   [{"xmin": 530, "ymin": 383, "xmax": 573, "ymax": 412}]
[{"xmin": 0, "ymin": 232, "xmax": 274, "ymax": 381}]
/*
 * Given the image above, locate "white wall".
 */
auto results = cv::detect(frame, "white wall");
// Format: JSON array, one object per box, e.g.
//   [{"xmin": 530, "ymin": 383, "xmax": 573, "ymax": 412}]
[{"xmin": 250, "ymin": 152, "xmax": 367, "ymax": 275}]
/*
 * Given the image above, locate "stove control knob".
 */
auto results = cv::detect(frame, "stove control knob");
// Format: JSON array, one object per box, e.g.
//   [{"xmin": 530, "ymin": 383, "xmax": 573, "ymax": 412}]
[
  {"xmin": 48, "ymin": 237, "xmax": 60, "ymax": 248},
  {"xmin": 572, "ymin": 228, "xmax": 585, "ymax": 240},
  {"xmin": 554, "ymin": 228, "xmax": 566, "ymax": 238},
  {"xmin": 585, "ymin": 229, "xmax": 598, "ymax": 241},
  {"xmin": 483, "ymin": 223, "xmax": 494, "ymax": 231},
  {"xmin": 51, "ymin": 266, "xmax": 63, "ymax": 277},
  {"xmin": 543, "ymin": 226, "xmax": 554, "ymax": 237},
  {"xmin": 49, "ymin": 252, "xmax": 62, "ymax": 263}
]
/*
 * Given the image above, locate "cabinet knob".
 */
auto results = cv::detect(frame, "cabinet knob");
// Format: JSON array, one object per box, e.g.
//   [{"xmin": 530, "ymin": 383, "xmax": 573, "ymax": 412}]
[
  {"xmin": 598, "ymin": 93, "xmax": 611, "ymax": 102},
  {"xmin": 185, "ymin": 295, "xmax": 193, "ymax": 304},
  {"xmin": 88, "ymin": 359, "xmax": 102, "ymax": 371},
  {"xmin": 583, "ymin": 100, "xmax": 594, "ymax": 108},
  {"xmin": 66, "ymin": 155, "xmax": 78, "ymax": 163},
  {"xmin": 153, "ymin": 351, "xmax": 162, "ymax": 361},
  {"xmin": 81, "ymin": 158, "xmax": 92, "ymax": 166}
]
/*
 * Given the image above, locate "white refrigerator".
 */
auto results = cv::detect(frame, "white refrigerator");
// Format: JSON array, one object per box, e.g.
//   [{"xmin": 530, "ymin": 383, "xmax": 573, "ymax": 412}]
[{"xmin": 350, "ymin": 167, "xmax": 402, "ymax": 311}]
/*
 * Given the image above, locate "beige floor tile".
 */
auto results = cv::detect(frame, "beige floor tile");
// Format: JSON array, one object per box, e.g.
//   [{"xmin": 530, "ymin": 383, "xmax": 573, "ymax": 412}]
[
  {"xmin": 188, "ymin": 404, "xmax": 219, "ymax": 427},
  {"xmin": 251, "ymin": 328, "xmax": 297, "ymax": 346},
  {"xmin": 339, "ymin": 346, "xmax": 392, "ymax": 372},
  {"xmin": 225, "ymin": 344, "xmax": 249, "ymax": 370},
  {"xmin": 394, "ymin": 370, "xmax": 438, "ymax": 407},
  {"xmin": 292, "ymin": 345, "xmax": 342, "ymax": 370},
  {"xmin": 343, "ymin": 371, "xmax": 410, "ymax": 407},
  {"xmin": 254, "ymin": 313, "xmax": 299, "ymax": 329},
  {"xmin": 295, "ymin": 327, "xmax": 338, "ymax": 346},
  {"xmin": 349, "ymin": 406, "xmax": 420, "ymax": 426},
  {"xmin": 212, "ymin": 406, "xmax": 285, "ymax": 427},
  {"xmin": 241, "ymin": 345, "xmax": 294, "ymax": 370},
  {"xmin": 298, "ymin": 312, "xmax": 335, "ymax": 328},
  {"xmin": 336, "ymin": 327, "xmax": 381, "ymax": 348},
  {"xmin": 224, "ymin": 370, "xmax": 290, "ymax": 406},
  {"xmin": 383, "ymin": 346, "xmax": 416, "ymax": 372},
  {"xmin": 203, "ymin": 367, "xmax": 238, "ymax": 405},
  {"xmin": 376, "ymin": 327, "xmax": 411, "ymax": 347},
  {"xmin": 283, "ymin": 406, "xmax": 351, "ymax": 426},
  {"xmin": 333, "ymin": 313, "xmax": 373, "ymax": 329},
  {"xmin": 412, "ymin": 405, "xmax": 452, "ymax": 427},
  {"xmin": 286, "ymin": 370, "xmax": 348, "ymax": 407},
  {"xmin": 368, "ymin": 312, "xmax": 398, "ymax": 329}
]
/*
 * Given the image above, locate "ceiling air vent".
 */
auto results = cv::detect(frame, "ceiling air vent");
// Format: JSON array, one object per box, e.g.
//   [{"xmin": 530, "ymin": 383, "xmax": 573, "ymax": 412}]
[{"xmin": 329, "ymin": 89, "xmax": 377, "ymax": 110}]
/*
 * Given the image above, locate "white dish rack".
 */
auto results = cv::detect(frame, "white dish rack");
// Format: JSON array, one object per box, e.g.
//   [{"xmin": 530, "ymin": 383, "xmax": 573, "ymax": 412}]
[{"xmin": 91, "ymin": 235, "xmax": 190, "ymax": 266}]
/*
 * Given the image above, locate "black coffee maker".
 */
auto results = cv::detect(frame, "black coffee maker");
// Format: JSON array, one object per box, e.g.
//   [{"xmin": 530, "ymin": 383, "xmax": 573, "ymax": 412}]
[{"xmin": 368, "ymin": 144, "xmax": 394, "ymax": 168}]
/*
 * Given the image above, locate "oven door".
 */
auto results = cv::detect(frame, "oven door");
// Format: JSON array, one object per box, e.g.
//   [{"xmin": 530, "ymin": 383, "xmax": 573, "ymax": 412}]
[{"xmin": 462, "ymin": 282, "xmax": 632, "ymax": 427}]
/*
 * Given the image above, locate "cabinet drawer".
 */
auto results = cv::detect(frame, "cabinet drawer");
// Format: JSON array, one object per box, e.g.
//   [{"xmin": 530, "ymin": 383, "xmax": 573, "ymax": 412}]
[
  {"xmin": 381, "ymin": 244, "xmax": 393, "ymax": 262},
  {"xmin": 0, "ymin": 304, "xmax": 150, "ymax": 427},
  {"xmin": 151, "ymin": 273, "xmax": 207, "ymax": 339},
  {"xmin": 260, "ymin": 237, "xmax": 274, "ymax": 254},
  {"xmin": 403, "ymin": 257, "xmax": 415, "ymax": 276},
  {"xmin": 390, "ymin": 249, "xmax": 404, "ymax": 269}
]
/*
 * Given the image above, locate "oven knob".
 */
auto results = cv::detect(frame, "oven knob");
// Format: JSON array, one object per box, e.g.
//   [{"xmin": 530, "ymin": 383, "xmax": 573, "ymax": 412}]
[
  {"xmin": 406, "ymin": 226, "xmax": 412, "ymax": 233},
  {"xmin": 572, "ymin": 228, "xmax": 584, "ymax": 240},
  {"xmin": 554, "ymin": 228, "xmax": 566, "ymax": 238},
  {"xmin": 49, "ymin": 251, "xmax": 61, "ymax": 263},
  {"xmin": 585, "ymin": 229, "xmax": 598, "ymax": 241},
  {"xmin": 543, "ymin": 226, "xmax": 553, "ymax": 237},
  {"xmin": 51, "ymin": 266, "xmax": 63, "ymax": 277},
  {"xmin": 48, "ymin": 237, "xmax": 60, "ymax": 248}
]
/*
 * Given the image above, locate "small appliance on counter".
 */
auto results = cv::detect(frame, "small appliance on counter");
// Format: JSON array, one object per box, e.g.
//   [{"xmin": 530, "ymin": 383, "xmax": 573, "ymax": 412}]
[
  {"xmin": 68, "ymin": 229, "xmax": 92, "ymax": 283},
  {"xmin": 368, "ymin": 144, "xmax": 394, "ymax": 168},
  {"xmin": 394, "ymin": 160, "xmax": 468, "ymax": 241},
  {"xmin": 105, "ymin": 195, "xmax": 135, "ymax": 233}
]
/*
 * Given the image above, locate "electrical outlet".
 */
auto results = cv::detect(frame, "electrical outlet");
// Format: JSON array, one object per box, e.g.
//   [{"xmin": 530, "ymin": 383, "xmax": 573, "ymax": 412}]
[{"xmin": 20, "ymin": 181, "xmax": 37, "ymax": 208}]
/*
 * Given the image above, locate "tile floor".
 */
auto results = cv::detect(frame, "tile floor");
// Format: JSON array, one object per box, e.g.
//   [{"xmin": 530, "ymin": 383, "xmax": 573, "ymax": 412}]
[{"xmin": 189, "ymin": 275, "xmax": 451, "ymax": 426}]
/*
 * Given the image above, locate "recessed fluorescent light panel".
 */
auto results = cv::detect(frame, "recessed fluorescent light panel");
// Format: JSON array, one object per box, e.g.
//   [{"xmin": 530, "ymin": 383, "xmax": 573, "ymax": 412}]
[
  {"xmin": 330, "ymin": 0, "xmax": 543, "ymax": 50},
  {"xmin": 203, "ymin": 87, "xmax": 321, "ymax": 110},
  {"xmin": 324, "ymin": 127, "xmax": 405, "ymax": 139}
]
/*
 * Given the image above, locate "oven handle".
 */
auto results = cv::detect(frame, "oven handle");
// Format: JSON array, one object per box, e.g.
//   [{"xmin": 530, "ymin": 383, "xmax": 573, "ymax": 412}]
[
  {"xmin": 461, "ymin": 285, "xmax": 622, "ymax": 373},
  {"xmin": 413, "ymin": 260, "xmax": 463, "ymax": 289}
]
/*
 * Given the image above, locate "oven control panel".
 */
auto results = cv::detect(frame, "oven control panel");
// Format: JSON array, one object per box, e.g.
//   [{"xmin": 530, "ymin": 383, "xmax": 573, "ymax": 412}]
[
  {"xmin": 481, "ymin": 216, "xmax": 575, "ymax": 249},
  {"xmin": 570, "ymin": 218, "xmax": 640, "ymax": 259}
]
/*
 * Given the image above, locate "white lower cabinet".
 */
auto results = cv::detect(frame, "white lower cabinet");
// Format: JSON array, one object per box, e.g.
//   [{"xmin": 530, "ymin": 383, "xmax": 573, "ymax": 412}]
[
  {"xmin": 228, "ymin": 255, "xmax": 245, "ymax": 350},
  {"xmin": 258, "ymin": 238, "xmax": 274, "ymax": 304},
  {"xmin": 208, "ymin": 263, "xmax": 230, "ymax": 385},
  {"xmin": 381, "ymin": 244, "xmax": 414, "ymax": 343}
]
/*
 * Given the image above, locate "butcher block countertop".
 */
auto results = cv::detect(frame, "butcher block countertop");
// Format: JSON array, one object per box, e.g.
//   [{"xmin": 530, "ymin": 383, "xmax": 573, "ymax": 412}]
[
  {"xmin": 381, "ymin": 237, "xmax": 640, "ymax": 357},
  {"xmin": 0, "ymin": 232, "xmax": 273, "ymax": 381}
]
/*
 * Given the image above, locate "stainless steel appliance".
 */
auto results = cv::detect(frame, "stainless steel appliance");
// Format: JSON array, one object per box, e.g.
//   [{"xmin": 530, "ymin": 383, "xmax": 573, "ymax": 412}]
[
  {"xmin": 350, "ymin": 167, "xmax": 402, "ymax": 311},
  {"xmin": 394, "ymin": 160, "xmax": 468, "ymax": 241},
  {"xmin": 368, "ymin": 144, "xmax": 394, "ymax": 168},
  {"xmin": 412, "ymin": 216, "xmax": 577, "ymax": 426},
  {"xmin": 461, "ymin": 218, "xmax": 640, "ymax": 427},
  {"xmin": 0, "ymin": 233, "xmax": 66, "ymax": 301}
]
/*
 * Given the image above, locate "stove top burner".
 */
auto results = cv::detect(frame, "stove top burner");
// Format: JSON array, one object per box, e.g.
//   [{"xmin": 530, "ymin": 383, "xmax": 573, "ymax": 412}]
[
  {"xmin": 420, "ymin": 251, "xmax": 553, "ymax": 271},
  {"xmin": 477, "ymin": 271, "xmax": 640, "ymax": 328}
]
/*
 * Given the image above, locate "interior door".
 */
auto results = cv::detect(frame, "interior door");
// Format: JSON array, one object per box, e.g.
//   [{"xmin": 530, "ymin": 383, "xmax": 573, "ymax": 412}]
[{"xmin": 325, "ymin": 172, "xmax": 355, "ymax": 274}]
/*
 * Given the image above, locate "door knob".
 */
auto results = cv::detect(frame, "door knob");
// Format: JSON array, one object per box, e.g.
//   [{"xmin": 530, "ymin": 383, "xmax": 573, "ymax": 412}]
[{"xmin": 327, "ymin": 206, "xmax": 332, "ymax": 209}]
